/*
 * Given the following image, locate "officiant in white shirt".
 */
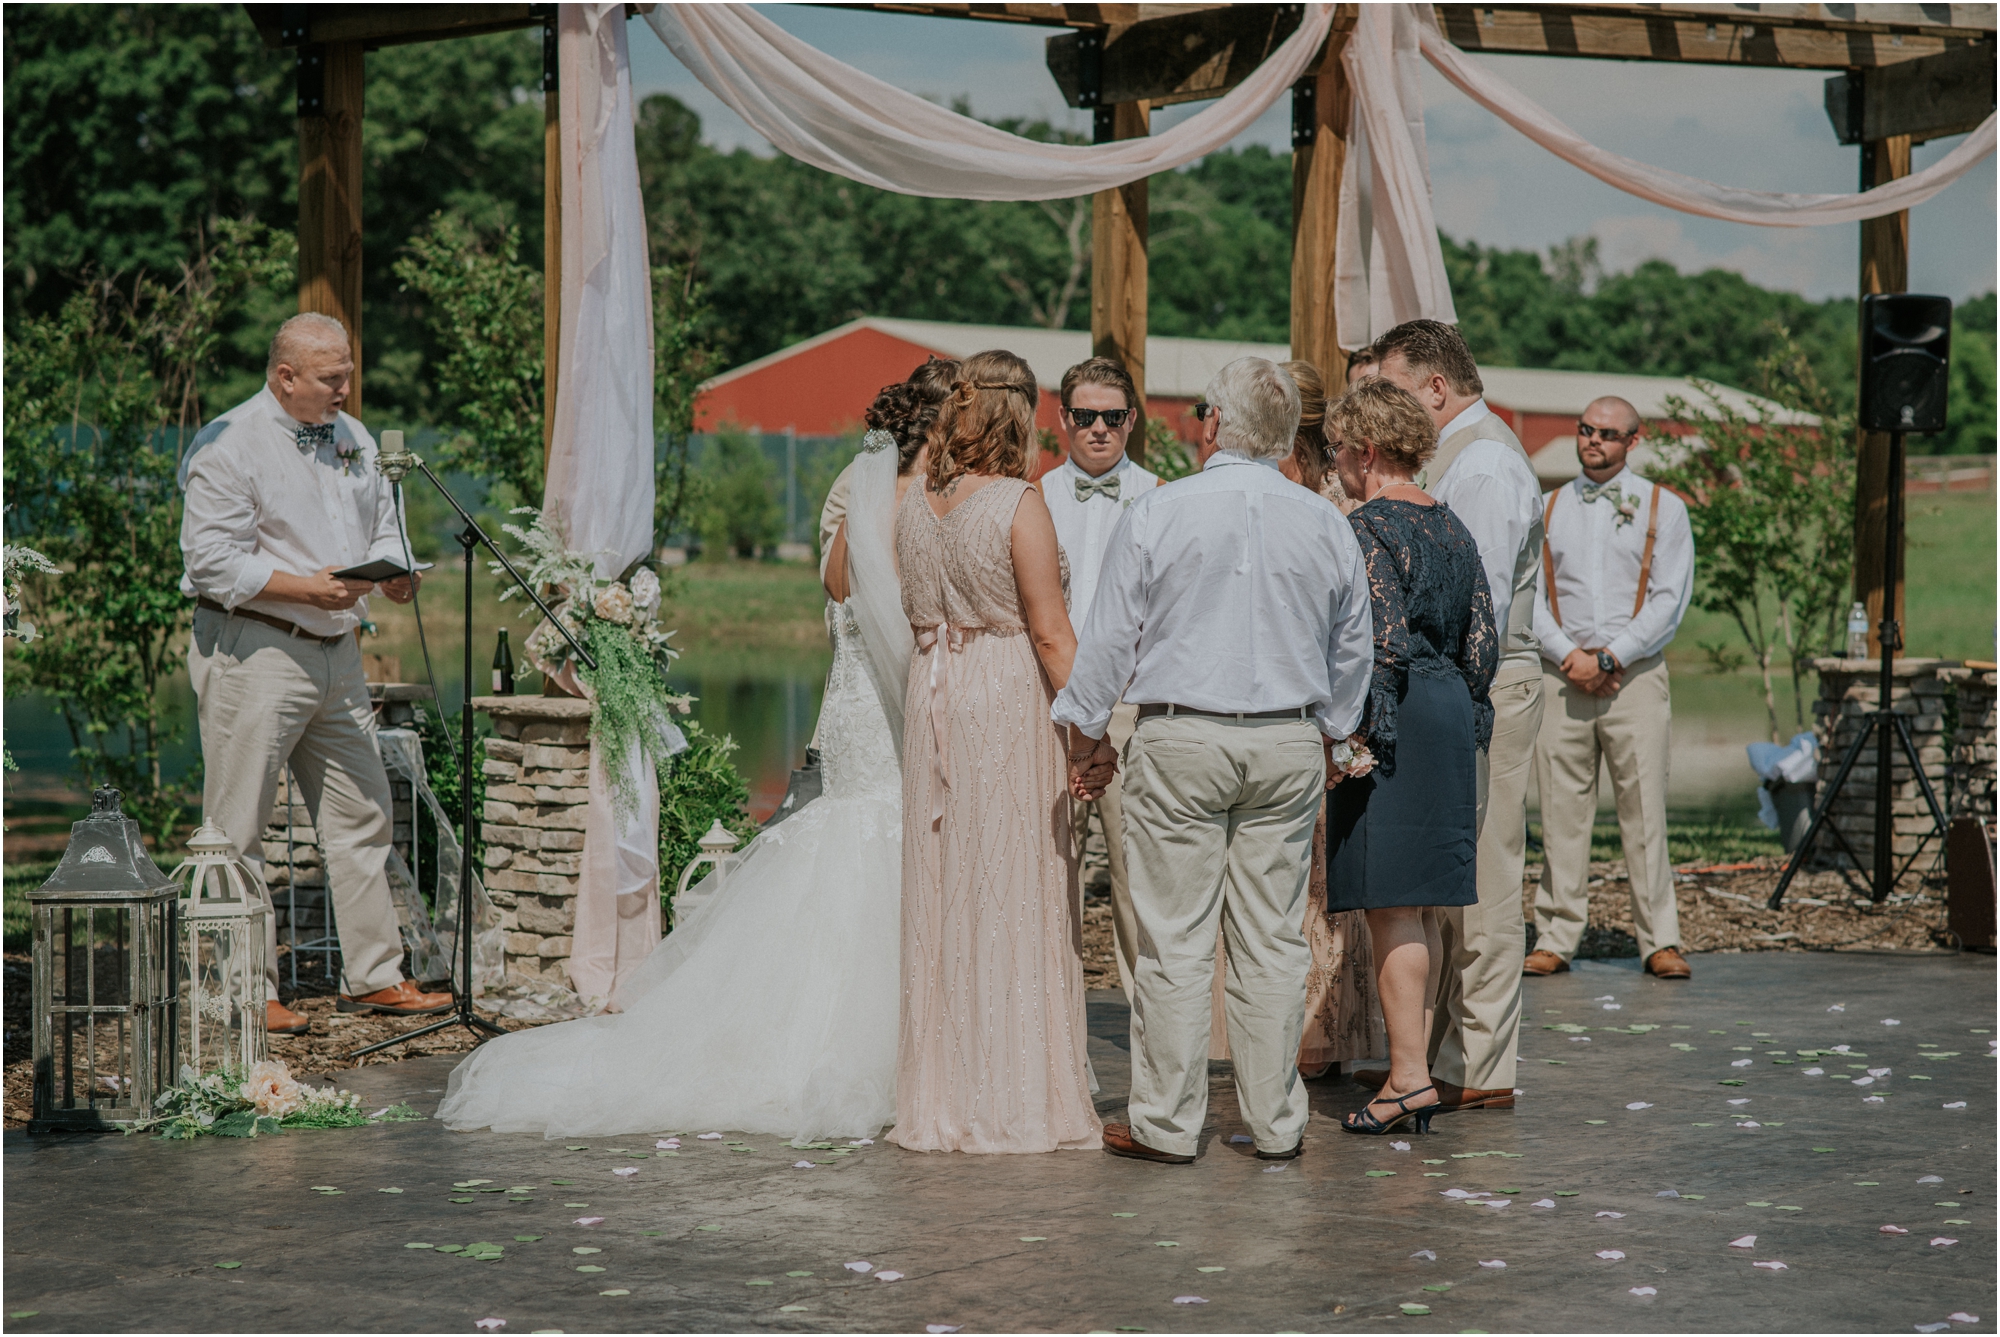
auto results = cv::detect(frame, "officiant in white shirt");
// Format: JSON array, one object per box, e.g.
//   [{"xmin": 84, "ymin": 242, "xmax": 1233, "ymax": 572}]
[
  {"xmin": 180, "ymin": 312, "xmax": 453, "ymax": 1035},
  {"xmin": 1044, "ymin": 356, "xmax": 1159, "ymax": 1001}
]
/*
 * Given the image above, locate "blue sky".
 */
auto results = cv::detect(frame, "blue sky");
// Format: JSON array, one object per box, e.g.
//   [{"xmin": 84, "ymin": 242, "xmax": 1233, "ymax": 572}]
[{"xmin": 626, "ymin": 5, "xmax": 1995, "ymax": 302}]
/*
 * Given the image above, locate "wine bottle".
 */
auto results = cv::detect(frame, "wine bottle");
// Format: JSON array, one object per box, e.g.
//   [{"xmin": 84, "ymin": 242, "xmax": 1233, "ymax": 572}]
[{"xmin": 492, "ymin": 628, "xmax": 515, "ymax": 695}]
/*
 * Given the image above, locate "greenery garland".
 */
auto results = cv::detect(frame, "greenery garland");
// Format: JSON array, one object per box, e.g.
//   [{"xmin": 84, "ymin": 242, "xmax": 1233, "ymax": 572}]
[{"xmin": 132, "ymin": 1060, "xmax": 425, "ymax": 1139}]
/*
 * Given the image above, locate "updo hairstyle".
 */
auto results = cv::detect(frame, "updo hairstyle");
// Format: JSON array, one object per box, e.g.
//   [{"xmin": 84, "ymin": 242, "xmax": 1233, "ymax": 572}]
[
  {"xmin": 863, "ymin": 356, "xmax": 961, "ymax": 475},
  {"xmin": 926, "ymin": 349, "xmax": 1039, "ymax": 493}
]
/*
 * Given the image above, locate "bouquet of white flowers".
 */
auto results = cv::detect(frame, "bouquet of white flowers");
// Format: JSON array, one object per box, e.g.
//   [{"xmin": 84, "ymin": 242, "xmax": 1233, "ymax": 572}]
[{"xmin": 1327, "ymin": 736, "xmax": 1377, "ymax": 779}]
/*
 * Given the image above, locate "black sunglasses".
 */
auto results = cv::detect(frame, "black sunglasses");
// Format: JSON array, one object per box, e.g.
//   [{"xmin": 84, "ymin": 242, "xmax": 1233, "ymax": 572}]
[
  {"xmin": 1192, "ymin": 402, "xmax": 1218, "ymax": 421},
  {"xmin": 1066, "ymin": 407, "xmax": 1132, "ymax": 429},
  {"xmin": 1577, "ymin": 422, "xmax": 1637, "ymax": 443}
]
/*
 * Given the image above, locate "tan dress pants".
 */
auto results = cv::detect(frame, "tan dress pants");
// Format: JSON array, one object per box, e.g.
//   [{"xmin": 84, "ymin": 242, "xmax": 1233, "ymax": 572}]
[
  {"xmin": 1532, "ymin": 654, "xmax": 1680, "ymax": 961},
  {"xmin": 1072, "ymin": 701, "xmax": 1139, "ymax": 999},
  {"xmin": 1121, "ymin": 712, "xmax": 1325, "ymax": 1157},
  {"xmin": 1429, "ymin": 655, "xmax": 1541, "ymax": 1092},
  {"xmin": 188, "ymin": 608, "xmax": 408, "ymax": 996}
]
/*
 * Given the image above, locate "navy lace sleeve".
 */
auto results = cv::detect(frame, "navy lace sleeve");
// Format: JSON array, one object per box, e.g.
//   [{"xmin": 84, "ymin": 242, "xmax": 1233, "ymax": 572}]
[
  {"xmin": 1460, "ymin": 563, "xmax": 1499, "ymax": 752},
  {"xmin": 1346, "ymin": 511, "xmax": 1413, "ymax": 774}
]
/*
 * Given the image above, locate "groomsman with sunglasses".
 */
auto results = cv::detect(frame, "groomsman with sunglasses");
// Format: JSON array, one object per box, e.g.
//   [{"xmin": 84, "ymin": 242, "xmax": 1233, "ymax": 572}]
[
  {"xmin": 1045, "ymin": 357, "xmax": 1159, "ymax": 1001},
  {"xmin": 1527, "ymin": 397, "xmax": 1696, "ymax": 980}
]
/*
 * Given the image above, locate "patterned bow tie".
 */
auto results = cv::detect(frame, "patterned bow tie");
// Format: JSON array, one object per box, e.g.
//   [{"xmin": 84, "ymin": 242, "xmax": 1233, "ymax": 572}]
[
  {"xmin": 1074, "ymin": 472, "xmax": 1120, "ymax": 503},
  {"xmin": 1578, "ymin": 479, "xmax": 1623, "ymax": 505},
  {"xmin": 295, "ymin": 422, "xmax": 336, "ymax": 451}
]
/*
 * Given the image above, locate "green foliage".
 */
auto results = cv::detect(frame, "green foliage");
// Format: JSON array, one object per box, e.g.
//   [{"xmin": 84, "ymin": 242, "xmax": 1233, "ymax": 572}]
[
  {"xmin": 654, "ymin": 261, "xmax": 715, "ymax": 543},
  {"xmin": 657, "ymin": 718, "xmax": 756, "ymax": 920},
  {"xmin": 694, "ymin": 429, "xmax": 782, "ymax": 558},
  {"xmin": 2, "ymin": 860, "xmax": 54, "ymax": 952},
  {"xmin": 392, "ymin": 213, "xmax": 545, "ymax": 502},
  {"xmin": 1144, "ymin": 417, "xmax": 1197, "ymax": 481},
  {"xmin": 3, "ymin": 219, "xmax": 292, "ymax": 843},
  {"xmin": 411, "ymin": 703, "xmax": 488, "ymax": 882},
  {"xmin": 578, "ymin": 617, "xmax": 684, "ymax": 818},
  {"xmin": 1648, "ymin": 329, "xmax": 1856, "ymax": 742},
  {"xmin": 1940, "ymin": 293, "xmax": 1997, "ymax": 458}
]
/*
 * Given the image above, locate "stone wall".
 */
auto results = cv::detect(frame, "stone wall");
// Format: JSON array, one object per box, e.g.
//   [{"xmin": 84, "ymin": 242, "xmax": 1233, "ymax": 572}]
[
  {"xmin": 470, "ymin": 696, "xmax": 594, "ymax": 986},
  {"xmin": 1941, "ymin": 664, "xmax": 1997, "ymax": 821},
  {"xmin": 1808, "ymin": 657, "xmax": 1955, "ymax": 880}
]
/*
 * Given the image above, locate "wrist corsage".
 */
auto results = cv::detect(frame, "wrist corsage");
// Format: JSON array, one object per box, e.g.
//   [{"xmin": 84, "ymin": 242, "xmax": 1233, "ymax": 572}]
[{"xmin": 1328, "ymin": 737, "xmax": 1377, "ymax": 778}]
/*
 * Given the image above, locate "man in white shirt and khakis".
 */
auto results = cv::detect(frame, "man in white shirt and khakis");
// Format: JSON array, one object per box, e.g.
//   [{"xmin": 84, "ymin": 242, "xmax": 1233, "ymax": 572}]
[
  {"xmin": 1369, "ymin": 320, "xmax": 1545, "ymax": 1113},
  {"xmin": 180, "ymin": 312, "xmax": 453, "ymax": 1033},
  {"xmin": 1055, "ymin": 357, "xmax": 1373, "ymax": 1165},
  {"xmin": 1527, "ymin": 396, "xmax": 1696, "ymax": 979},
  {"xmin": 1043, "ymin": 356, "xmax": 1159, "ymax": 1001}
]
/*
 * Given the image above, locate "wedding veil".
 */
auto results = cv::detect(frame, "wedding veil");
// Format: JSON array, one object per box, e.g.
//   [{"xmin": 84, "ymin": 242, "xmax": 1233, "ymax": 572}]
[{"xmin": 842, "ymin": 440, "xmax": 914, "ymax": 758}]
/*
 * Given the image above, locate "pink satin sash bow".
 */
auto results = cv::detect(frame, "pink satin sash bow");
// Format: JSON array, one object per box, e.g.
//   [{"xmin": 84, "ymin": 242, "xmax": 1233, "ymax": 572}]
[{"xmin": 915, "ymin": 623, "xmax": 977, "ymax": 827}]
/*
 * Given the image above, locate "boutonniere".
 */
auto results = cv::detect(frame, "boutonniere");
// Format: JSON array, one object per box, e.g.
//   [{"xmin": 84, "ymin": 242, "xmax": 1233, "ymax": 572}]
[
  {"xmin": 334, "ymin": 440, "xmax": 361, "ymax": 475},
  {"xmin": 1612, "ymin": 491, "xmax": 1639, "ymax": 528}
]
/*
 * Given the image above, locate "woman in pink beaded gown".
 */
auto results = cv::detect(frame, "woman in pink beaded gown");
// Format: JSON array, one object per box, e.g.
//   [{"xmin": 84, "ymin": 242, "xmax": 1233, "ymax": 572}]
[{"xmin": 891, "ymin": 349, "xmax": 1103, "ymax": 1155}]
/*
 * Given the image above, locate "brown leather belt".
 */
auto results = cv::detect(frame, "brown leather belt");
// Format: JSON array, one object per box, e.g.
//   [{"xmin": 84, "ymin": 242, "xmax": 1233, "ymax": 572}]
[
  {"xmin": 1136, "ymin": 703, "xmax": 1310, "ymax": 722},
  {"xmin": 195, "ymin": 596, "xmax": 347, "ymax": 646}
]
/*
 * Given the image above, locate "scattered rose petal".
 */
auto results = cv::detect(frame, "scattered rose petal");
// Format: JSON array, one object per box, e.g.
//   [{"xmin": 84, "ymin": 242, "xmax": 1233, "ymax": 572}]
[
  {"xmin": 1882, "ymin": 1019, "xmax": 1901, "ymax": 1026},
  {"xmin": 1479, "ymin": 1199, "xmax": 1513, "ymax": 1209},
  {"xmin": 1727, "ymin": 1098, "xmax": 1752, "ymax": 1105},
  {"xmin": 875, "ymin": 1271, "xmax": 904, "ymax": 1283},
  {"xmin": 1880, "ymin": 1225, "xmax": 1910, "ymax": 1235},
  {"xmin": 1410, "ymin": 1250, "xmax": 1437, "ymax": 1260},
  {"xmin": 1596, "ymin": 1211, "xmax": 1626, "ymax": 1219},
  {"xmin": 1854, "ymin": 1076, "xmax": 1877, "ymax": 1086},
  {"xmin": 1172, "ymin": 1296, "xmax": 1208, "ymax": 1305},
  {"xmin": 1827, "ymin": 1005, "xmax": 1844, "ymax": 1012},
  {"xmin": 1478, "ymin": 1259, "xmax": 1506, "ymax": 1269},
  {"xmin": 475, "ymin": 1321, "xmax": 505, "ymax": 1331},
  {"xmin": 1595, "ymin": 1250, "xmax": 1626, "ymax": 1261},
  {"xmin": 927, "ymin": 1327, "xmax": 964, "ymax": 1334},
  {"xmin": 1263, "ymin": 1164, "xmax": 1288, "ymax": 1174},
  {"xmin": 656, "ymin": 1139, "xmax": 679, "ymax": 1149},
  {"xmin": 369, "ymin": 1107, "xmax": 390, "ymax": 1119},
  {"xmin": 1572, "ymin": 1036, "xmax": 1593, "ymax": 1042},
  {"xmin": 1868, "ymin": 1067, "xmax": 1891, "ymax": 1076},
  {"xmin": 1929, "ymin": 1236, "xmax": 1959, "ymax": 1248},
  {"xmin": 698, "ymin": 1132, "xmax": 723, "ymax": 1140},
  {"xmin": 1629, "ymin": 1287, "xmax": 1658, "ymax": 1297},
  {"xmin": 844, "ymin": 1262, "xmax": 872, "ymax": 1273},
  {"xmin": 1229, "ymin": 1134, "xmax": 1252, "ymax": 1144},
  {"xmin": 1732, "ymin": 1059, "xmax": 1754, "ymax": 1068},
  {"xmin": 1595, "ymin": 995, "xmax": 1616, "ymax": 1001},
  {"xmin": 1943, "ymin": 1102, "xmax": 1967, "ymax": 1109},
  {"xmin": 1626, "ymin": 1102, "xmax": 1653, "ymax": 1110},
  {"xmin": 1656, "ymin": 1190, "xmax": 1681, "ymax": 1198},
  {"xmin": 1603, "ymin": 1004, "xmax": 1623, "ymax": 1011},
  {"xmin": 1918, "ymin": 1176, "xmax": 1944, "ymax": 1183},
  {"xmin": 1532, "ymin": 1199, "xmax": 1556, "ymax": 1208},
  {"xmin": 1917, "ymin": 1324, "xmax": 1951, "ymax": 1333},
  {"xmin": 1752, "ymin": 1261, "xmax": 1788, "ymax": 1270},
  {"xmin": 1864, "ymin": 1096, "xmax": 1886, "ymax": 1103},
  {"xmin": 573, "ymin": 1217, "xmax": 604, "ymax": 1227},
  {"xmin": 1738, "ymin": 1121, "xmax": 1763, "ymax": 1128},
  {"xmin": 1804, "ymin": 1068, "xmax": 1825, "ymax": 1075},
  {"xmin": 1948, "ymin": 1314, "xmax": 1979, "ymax": 1323},
  {"xmin": 1728, "ymin": 1236, "xmax": 1757, "ymax": 1248},
  {"xmin": 792, "ymin": 1161, "xmax": 816, "ymax": 1169},
  {"xmin": 1390, "ymin": 1141, "xmax": 1411, "ymax": 1151},
  {"xmin": 849, "ymin": 1138, "xmax": 874, "ymax": 1146},
  {"xmin": 613, "ymin": 1168, "xmax": 639, "ymax": 1177}
]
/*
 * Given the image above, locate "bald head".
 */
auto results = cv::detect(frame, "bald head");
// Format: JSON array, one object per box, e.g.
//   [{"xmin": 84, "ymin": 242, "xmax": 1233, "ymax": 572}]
[
  {"xmin": 267, "ymin": 313, "xmax": 354, "ymax": 424},
  {"xmin": 1577, "ymin": 395, "xmax": 1643, "ymax": 483}
]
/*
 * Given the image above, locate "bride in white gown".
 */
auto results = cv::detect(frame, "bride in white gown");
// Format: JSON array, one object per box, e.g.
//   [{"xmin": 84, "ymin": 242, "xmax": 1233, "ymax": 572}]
[{"xmin": 439, "ymin": 425, "xmax": 920, "ymax": 1141}]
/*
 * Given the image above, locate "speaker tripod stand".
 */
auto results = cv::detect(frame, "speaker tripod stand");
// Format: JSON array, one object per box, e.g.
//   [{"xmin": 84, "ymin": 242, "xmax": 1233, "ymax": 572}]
[{"xmin": 1768, "ymin": 430, "xmax": 1949, "ymax": 909}]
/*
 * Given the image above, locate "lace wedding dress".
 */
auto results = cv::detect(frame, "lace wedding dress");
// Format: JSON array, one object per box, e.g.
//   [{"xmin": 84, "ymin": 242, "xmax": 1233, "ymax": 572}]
[{"xmin": 437, "ymin": 598, "xmax": 905, "ymax": 1140}]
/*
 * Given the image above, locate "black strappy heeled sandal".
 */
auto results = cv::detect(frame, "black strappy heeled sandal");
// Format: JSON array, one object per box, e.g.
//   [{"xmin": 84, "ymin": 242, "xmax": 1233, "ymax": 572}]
[{"xmin": 1341, "ymin": 1083, "xmax": 1441, "ymax": 1136}]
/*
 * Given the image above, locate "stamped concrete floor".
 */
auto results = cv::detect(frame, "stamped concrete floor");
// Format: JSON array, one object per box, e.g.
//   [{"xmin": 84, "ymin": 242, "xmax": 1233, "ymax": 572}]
[{"xmin": 4, "ymin": 952, "xmax": 1993, "ymax": 1335}]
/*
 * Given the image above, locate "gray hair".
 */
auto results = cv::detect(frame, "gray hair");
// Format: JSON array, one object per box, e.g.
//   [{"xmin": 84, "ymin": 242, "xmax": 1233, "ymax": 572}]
[
  {"xmin": 267, "ymin": 312, "xmax": 351, "ymax": 378},
  {"xmin": 1203, "ymin": 357, "xmax": 1301, "ymax": 461}
]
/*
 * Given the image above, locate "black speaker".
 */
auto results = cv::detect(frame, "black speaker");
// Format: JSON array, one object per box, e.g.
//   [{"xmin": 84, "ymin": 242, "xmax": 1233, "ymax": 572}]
[{"xmin": 1859, "ymin": 293, "xmax": 1952, "ymax": 433}]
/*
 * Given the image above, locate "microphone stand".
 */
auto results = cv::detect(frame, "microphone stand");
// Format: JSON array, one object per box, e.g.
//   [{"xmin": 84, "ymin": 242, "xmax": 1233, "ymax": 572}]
[{"xmin": 351, "ymin": 449, "xmax": 596, "ymax": 1059}]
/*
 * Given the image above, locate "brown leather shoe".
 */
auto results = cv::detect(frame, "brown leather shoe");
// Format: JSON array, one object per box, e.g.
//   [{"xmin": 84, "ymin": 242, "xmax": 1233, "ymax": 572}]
[
  {"xmin": 337, "ymin": 980, "xmax": 455, "ymax": 1016},
  {"xmin": 1523, "ymin": 949, "xmax": 1569, "ymax": 976},
  {"xmin": 266, "ymin": 1000, "xmax": 311, "ymax": 1036},
  {"xmin": 1645, "ymin": 946, "xmax": 1692, "ymax": 979},
  {"xmin": 1102, "ymin": 1122, "xmax": 1195, "ymax": 1165}
]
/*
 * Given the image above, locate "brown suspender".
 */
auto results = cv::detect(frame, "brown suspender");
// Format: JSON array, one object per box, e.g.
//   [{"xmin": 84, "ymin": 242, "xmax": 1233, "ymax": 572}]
[{"xmin": 1542, "ymin": 481, "xmax": 1662, "ymax": 630}]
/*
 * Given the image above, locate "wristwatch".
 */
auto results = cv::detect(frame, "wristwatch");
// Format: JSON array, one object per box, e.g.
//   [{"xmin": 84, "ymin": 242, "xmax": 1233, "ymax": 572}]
[{"xmin": 1596, "ymin": 650, "xmax": 1619, "ymax": 675}]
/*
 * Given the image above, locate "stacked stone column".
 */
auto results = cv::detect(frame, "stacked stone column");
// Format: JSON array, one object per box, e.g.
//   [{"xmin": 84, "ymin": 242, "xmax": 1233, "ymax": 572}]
[
  {"xmin": 1940, "ymin": 664, "xmax": 1997, "ymax": 820},
  {"xmin": 1808, "ymin": 657, "xmax": 1955, "ymax": 880},
  {"xmin": 471, "ymin": 696, "xmax": 594, "ymax": 985}
]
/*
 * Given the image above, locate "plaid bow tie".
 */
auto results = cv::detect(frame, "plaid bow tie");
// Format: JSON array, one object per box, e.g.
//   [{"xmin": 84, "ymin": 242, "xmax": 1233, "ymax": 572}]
[
  {"xmin": 1073, "ymin": 472, "xmax": 1121, "ymax": 503},
  {"xmin": 295, "ymin": 422, "xmax": 336, "ymax": 451},
  {"xmin": 1578, "ymin": 479, "xmax": 1622, "ymax": 505}
]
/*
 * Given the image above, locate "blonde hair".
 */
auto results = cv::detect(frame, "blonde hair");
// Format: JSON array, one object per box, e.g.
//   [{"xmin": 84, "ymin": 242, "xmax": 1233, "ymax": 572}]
[
  {"xmin": 1203, "ymin": 357, "xmax": 1299, "ymax": 461},
  {"xmin": 1328, "ymin": 377, "xmax": 1439, "ymax": 475},
  {"xmin": 926, "ymin": 349, "xmax": 1039, "ymax": 493},
  {"xmin": 1280, "ymin": 359, "xmax": 1331, "ymax": 495}
]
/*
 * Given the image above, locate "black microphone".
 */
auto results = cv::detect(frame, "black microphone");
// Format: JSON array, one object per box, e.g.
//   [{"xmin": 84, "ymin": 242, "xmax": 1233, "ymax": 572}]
[{"xmin": 377, "ymin": 429, "xmax": 420, "ymax": 483}]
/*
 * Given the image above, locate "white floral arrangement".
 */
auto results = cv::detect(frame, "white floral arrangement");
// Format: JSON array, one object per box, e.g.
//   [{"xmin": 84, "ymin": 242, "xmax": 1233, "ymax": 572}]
[
  {"xmin": 135, "ymin": 1058, "xmax": 402, "ymax": 1139},
  {"xmin": 1328, "ymin": 737, "xmax": 1377, "ymax": 779}
]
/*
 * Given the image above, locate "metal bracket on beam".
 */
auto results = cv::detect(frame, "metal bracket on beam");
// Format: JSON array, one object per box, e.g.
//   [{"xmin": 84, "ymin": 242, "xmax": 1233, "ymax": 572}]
[
  {"xmin": 296, "ymin": 43, "xmax": 326, "ymax": 117},
  {"xmin": 1291, "ymin": 76, "xmax": 1317, "ymax": 147},
  {"xmin": 1072, "ymin": 29, "xmax": 1104, "ymax": 108},
  {"xmin": 1093, "ymin": 105, "xmax": 1116, "ymax": 144},
  {"xmin": 277, "ymin": 3, "xmax": 311, "ymax": 46},
  {"xmin": 531, "ymin": 2, "xmax": 559, "ymax": 92}
]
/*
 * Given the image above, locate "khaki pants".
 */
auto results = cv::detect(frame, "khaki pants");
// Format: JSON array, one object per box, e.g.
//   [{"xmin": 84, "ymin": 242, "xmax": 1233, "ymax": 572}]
[
  {"xmin": 1072, "ymin": 701, "xmax": 1139, "ymax": 1000},
  {"xmin": 1532, "ymin": 654, "xmax": 1679, "ymax": 961},
  {"xmin": 1430, "ymin": 656, "xmax": 1542, "ymax": 1092},
  {"xmin": 188, "ymin": 608, "xmax": 407, "ymax": 996},
  {"xmin": 1121, "ymin": 712, "xmax": 1324, "ymax": 1157}
]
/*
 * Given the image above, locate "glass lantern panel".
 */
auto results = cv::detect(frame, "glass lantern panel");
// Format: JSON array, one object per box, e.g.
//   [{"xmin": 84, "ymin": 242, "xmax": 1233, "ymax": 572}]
[{"xmin": 181, "ymin": 917, "xmax": 265, "ymax": 1078}]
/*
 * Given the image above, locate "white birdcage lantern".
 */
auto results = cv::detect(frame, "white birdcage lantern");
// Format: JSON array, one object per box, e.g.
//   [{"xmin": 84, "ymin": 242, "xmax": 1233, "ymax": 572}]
[
  {"xmin": 671, "ymin": 820, "xmax": 743, "ymax": 928},
  {"xmin": 169, "ymin": 820, "xmax": 269, "ymax": 1079}
]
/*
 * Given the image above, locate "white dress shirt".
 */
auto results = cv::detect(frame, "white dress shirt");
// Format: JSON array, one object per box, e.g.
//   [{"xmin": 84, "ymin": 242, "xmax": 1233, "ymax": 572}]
[
  {"xmin": 179, "ymin": 386, "xmax": 410, "ymax": 637},
  {"xmin": 1533, "ymin": 465, "xmax": 1695, "ymax": 667},
  {"xmin": 1428, "ymin": 399, "xmax": 1544, "ymax": 653},
  {"xmin": 1051, "ymin": 452, "xmax": 1374, "ymax": 741},
  {"xmin": 1043, "ymin": 453, "xmax": 1159, "ymax": 632}
]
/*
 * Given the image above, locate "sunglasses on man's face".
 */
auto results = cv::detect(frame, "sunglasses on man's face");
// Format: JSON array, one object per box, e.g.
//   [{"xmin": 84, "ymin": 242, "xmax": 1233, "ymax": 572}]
[
  {"xmin": 1067, "ymin": 407, "xmax": 1132, "ymax": 429},
  {"xmin": 1576, "ymin": 422, "xmax": 1637, "ymax": 443},
  {"xmin": 1192, "ymin": 402, "xmax": 1217, "ymax": 422}
]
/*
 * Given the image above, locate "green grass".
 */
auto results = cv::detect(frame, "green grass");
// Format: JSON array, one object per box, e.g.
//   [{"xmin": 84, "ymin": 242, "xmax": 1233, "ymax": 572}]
[
  {"xmin": 658, "ymin": 559, "xmax": 831, "ymax": 652},
  {"xmin": 1530, "ymin": 817, "xmax": 1783, "ymax": 869},
  {"xmin": 4, "ymin": 860, "xmax": 55, "ymax": 952}
]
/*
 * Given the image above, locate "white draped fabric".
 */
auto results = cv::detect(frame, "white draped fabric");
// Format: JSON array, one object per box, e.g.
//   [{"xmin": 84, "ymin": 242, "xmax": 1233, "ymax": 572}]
[
  {"xmin": 841, "ymin": 443, "xmax": 916, "ymax": 759},
  {"xmin": 644, "ymin": 3, "xmax": 1335, "ymax": 201}
]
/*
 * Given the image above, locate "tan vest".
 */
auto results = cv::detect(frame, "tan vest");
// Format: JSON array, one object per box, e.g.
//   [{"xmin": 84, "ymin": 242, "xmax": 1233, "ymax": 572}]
[{"xmin": 1424, "ymin": 411, "xmax": 1543, "ymax": 663}]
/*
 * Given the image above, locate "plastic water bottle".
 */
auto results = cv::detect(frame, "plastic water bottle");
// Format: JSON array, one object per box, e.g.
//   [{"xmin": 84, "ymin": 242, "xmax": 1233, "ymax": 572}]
[{"xmin": 1845, "ymin": 602, "xmax": 1869, "ymax": 660}]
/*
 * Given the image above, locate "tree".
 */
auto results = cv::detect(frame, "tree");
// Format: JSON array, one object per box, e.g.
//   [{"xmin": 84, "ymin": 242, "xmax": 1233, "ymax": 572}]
[
  {"xmin": 693, "ymin": 429, "xmax": 781, "ymax": 559},
  {"xmin": 654, "ymin": 261, "xmax": 714, "ymax": 545},
  {"xmin": 3, "ymin": 219, "xmax": 296, "ymax": 842},
  {"xmin": 1648, "ymin": 329, "xmax": 1857, "ymax": 742}
]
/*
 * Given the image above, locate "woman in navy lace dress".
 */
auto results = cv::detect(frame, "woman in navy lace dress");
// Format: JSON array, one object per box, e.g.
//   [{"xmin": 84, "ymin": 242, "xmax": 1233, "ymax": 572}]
[{"xmin": 1322, "ymin": 378, "xmax": 1499, "ymax": 1136}]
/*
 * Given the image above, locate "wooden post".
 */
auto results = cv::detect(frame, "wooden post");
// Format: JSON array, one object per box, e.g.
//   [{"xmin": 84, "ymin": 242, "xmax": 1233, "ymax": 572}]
[
  {"xmin": 542, "ymin": 21, "xmax": 563, "ymax": 478},
  {"xmin": 297, "ymin": 41, "xmax": 366, "ymax": 414},
  {"xmin": 1091, "ymin": 100, "xmax": 1149, "ymax": 461},
  {"xmin": 1853, "ymin": 132, "xmax": 1911, "ymax": 658},
  {"xmin": 1290, "ymin": 34, "xmax": 1351, "ymax": 394}
]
